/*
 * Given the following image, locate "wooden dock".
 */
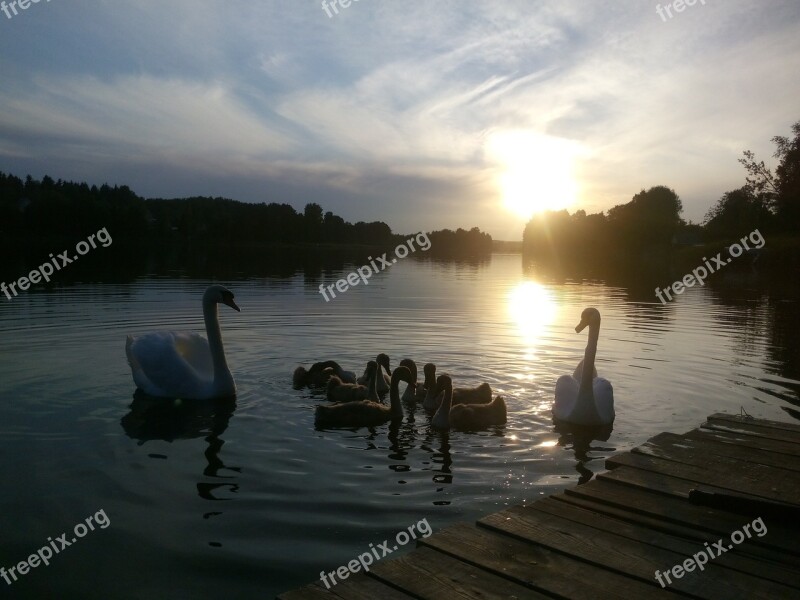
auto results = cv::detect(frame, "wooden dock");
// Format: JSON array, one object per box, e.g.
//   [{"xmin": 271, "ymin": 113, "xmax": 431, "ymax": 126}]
[{"xmin": 278, "ymin": 413, "xmax": 800, "ymax": 599}]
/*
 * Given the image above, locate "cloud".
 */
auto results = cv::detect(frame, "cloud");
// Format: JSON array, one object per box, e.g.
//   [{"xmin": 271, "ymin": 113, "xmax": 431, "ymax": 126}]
[{"xmin": 0, "ymin": 0, "xmax": 798, "ymax": 235}]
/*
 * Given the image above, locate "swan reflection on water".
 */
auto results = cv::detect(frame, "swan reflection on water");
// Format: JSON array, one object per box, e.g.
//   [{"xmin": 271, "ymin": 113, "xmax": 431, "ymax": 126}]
[
  {"xmin": 552, "ymin": 419, "xmax": 615, "ymax": 485},
  {"xmin": 120, "ymin": 390, "xmax": 241, "ymax": 501},
  {"xmin": 121, "ymin": 390, "xmax": 236, "ymax": 442}
]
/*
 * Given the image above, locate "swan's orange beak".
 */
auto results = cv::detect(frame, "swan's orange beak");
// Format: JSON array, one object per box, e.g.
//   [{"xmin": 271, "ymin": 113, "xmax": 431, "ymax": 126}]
[
  {"xmin": 224, "ymin": 298, "xmax": 241, "ymax": 312},
  {"xmin": 575, "ymin": 319, "xmax": 588, "ymax": 333}
]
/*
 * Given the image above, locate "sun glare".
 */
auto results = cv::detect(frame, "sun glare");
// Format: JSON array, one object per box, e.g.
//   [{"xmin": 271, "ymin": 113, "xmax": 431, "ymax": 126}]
[{"xmin": 487, "ymin": 130, "xmax": 582, "ymax": 220}]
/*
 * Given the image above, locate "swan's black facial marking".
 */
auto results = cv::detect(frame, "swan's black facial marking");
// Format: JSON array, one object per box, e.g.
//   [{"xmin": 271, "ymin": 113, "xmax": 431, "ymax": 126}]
[{"xmin": 220, "ymin": 289, "xmax": 241, "ymax": 312}]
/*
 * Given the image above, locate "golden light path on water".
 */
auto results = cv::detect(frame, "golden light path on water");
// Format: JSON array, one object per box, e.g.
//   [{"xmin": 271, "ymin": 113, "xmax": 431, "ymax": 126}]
[
  {"xmin": 507, "ymin": 280, "xmax": 559, "ymax": 369},
  {"xmin": 506, "ymin": 280, "xmax": 562, "ymax": 421}
]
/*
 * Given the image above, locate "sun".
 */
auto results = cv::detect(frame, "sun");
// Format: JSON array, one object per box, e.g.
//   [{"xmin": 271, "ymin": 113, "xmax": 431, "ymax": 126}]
[{"xmin": 487, "ymin": 130, "xmax": 582, "ymax": 220}]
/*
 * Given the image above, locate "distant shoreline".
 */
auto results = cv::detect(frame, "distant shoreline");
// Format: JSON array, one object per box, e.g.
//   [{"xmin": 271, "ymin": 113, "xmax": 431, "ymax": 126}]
[{"xmin": 492, "ymin": 240, "xmax": 523, "ymax": 253}]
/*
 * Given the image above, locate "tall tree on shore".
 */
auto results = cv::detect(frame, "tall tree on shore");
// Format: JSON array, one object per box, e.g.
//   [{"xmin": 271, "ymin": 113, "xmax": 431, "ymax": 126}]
[
  {"xmin": 739, "ymin": 119, "xmax": 800, "ymax": 229},
  {"xmin": 773, "ymin": 120, "xmax": 800, "ymax": 227},
  {"xmin": 704, "ymin": 187, "xmax": 772, "ymax": 236}
]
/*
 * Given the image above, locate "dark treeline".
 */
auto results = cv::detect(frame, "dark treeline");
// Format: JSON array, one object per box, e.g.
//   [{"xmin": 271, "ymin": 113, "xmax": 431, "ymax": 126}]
[
  {"xmin": 523, "ymin": 120, "xmax": 800, "ymax": 274},
  {"xmin": 426, "ymin": 227, "xmax": 492, "ymax": 256},
  {"xmin": 0, "ymin": 173, "xmax": 492, "ymax": 254}
]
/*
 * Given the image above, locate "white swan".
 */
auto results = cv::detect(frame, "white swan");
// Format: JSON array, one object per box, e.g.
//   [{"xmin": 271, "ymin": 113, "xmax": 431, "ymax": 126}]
[
  {"xmin": 126, "ymin": 285, "xmax": 240, "ymax": 400},
  {"xmin": 553, "ymin": 307, "xmax": 614, "ymax": 425}
]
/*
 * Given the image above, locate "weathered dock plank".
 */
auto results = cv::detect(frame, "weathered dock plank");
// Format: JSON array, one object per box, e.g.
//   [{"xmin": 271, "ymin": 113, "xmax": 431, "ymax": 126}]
[
  {"xmin": 278, "ymin": 413, "xmax": 800, "ymax": 600},
  {"xmin": 369, "ymin": 546, "xmax": 549, "ymax": 599},
  {"xmin": 530, "ymin": 496, "xmax": 799, "ymax": 589},
  {"xmin": 418, "ymin": 521, "xmax": 670, "ymax": 599},
  {"xmin": 278, "ymin": 575, "xmax": 416, "ymax": 600},
  {"xmin": 560, "ymin": 483, "xmax": 800, "ymax": 566},
  {"xmin": 684, "ymin": 427, "xmax": 800, "ymax": 458},
  {"xmin": 605, "ymin": 451, "xmax": 799, "ymax": 504},
  {"xmin": 707, "ymin": 412, "xmax": 800, "ymax": 435},
  {"xmin": 702, "ymin": 417, "xmax": 800, "ymax": 445},
  {"xmin": 479, "ymin": 504, "xmax": 794, "ymax": 599},
  {"xmin": 632, "ymin": 431, "xmax": 800, "ymax": 474}
]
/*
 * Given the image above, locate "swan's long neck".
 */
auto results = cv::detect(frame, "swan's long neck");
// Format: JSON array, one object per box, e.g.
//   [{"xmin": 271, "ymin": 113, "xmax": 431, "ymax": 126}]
[
  {"xmin": 572, "ymin": 321, "xmax": 600, "ymax": 424},
  {"xmin": 578, "ymin": 322, "xmax": 599, "ymax": 397},
  {"xmin": 424, "ymin": 366, "xmax": 437, "ymax": 403},
  {"xmin": 203, "ymin": 298, "xmax": 233, "ymax": 393},
  {"xmin": 389, "ymin": 376, "xmax": 403, "ymax": 418},
  {"xmin": 432, "ymin": 383, "xmax": 452, "ymax": 428},
  {"xmin": 401, "ymin": 365, "xmax": 416, "ymax": 402},
  {"xmin": 367, "ymin": 363, "xmax": 379, "ymax": 402}
]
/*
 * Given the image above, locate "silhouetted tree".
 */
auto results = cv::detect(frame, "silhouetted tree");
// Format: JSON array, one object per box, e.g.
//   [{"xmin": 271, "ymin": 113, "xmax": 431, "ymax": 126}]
[
  {"xmin": 704, "ymin": 187, "xmax": 772, "ymax": 237},
  {"xmin": 302, "ymin": 202, "xmax": 324, "ymax": 242},
  {"xmin": 773, "ymin": 120, "xmax": 800, "ymax": 228},
  {"xmin": 422, "ymin": 226, "xmax": 492, "ymax": 256},
  {"xmin": 607, "ymin": 185, "xmax": 682, "ymax": 254},
  {"xmin": 739, "ymin": 119, "xmax": 800, "ymax": 229}
]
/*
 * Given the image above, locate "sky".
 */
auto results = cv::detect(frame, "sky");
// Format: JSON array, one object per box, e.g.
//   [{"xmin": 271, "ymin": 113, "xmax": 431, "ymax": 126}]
[{"xmin": 0, "ymin": 1, "xmax": 798, "ymax": 240}]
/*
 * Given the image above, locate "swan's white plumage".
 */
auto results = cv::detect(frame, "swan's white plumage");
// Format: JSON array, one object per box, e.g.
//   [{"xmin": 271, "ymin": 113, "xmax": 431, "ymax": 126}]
[
  {"xmin": 127, "ymin": 332, "xmax": 213, "ymax": 399},
  {"xmin": 553, "ymin": 307, "xmax": 615, "ymax": 426},
  {"xmin": 126, "ymin": 285, "xmax": 238, "ymax": 400},
  {"xmin": 554, "ymin": 374, "xmax": 614, "ymax": 424}
]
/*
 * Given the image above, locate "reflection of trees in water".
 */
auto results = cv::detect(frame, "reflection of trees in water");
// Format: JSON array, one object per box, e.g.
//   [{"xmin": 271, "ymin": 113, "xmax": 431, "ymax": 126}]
[
  {"xmin": 0, "ymin": 241, "xmax": 149, "ymax": 285},
  {"xmin": 707, "ymin": 276, "xmax": 800, "ymax": 410}
]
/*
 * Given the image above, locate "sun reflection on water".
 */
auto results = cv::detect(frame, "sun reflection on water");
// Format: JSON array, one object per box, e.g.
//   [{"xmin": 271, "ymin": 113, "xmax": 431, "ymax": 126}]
[{"xmin": 508, "ymin": 281, "xmax": 558, "ymax": 368}]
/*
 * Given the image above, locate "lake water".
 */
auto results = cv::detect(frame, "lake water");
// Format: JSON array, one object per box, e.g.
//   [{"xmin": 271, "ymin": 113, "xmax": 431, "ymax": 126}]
[{"xmin": 0, "ymin": 251, "xmax": 798, "ymax": 599}]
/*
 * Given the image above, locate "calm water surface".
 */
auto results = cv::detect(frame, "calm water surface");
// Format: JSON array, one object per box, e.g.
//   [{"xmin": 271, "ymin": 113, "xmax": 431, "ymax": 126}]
[{"xmin": 0, "ymin": 253, "xmax": 798, "ymax": 599}]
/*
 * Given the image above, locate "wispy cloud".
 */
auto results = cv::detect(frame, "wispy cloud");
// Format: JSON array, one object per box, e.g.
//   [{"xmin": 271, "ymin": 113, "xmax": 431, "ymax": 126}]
[{"xmin": 0, "ymin": 1, "xmax": 798, "ymax": 236}]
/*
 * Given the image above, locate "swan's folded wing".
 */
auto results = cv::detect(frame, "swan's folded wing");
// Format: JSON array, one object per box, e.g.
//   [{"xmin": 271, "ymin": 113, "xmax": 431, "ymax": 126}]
[
  {"xmin": 127, "ymin": 332, "xmax": 210, "ymax": 398},
  {"xmin": 553, "ymin": 375, "xmax": 579, "ymax": 419},
  {"xmin": 592, "ymin": 377, "xmax": 614, "ymax": 410},
  {"xmin": 171, "ymin": 332, "xmax": 213, "ymax": 376},
  {"xmin": 593, "ymin": 377, "xmax": 615, "ymax": 419}
]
